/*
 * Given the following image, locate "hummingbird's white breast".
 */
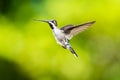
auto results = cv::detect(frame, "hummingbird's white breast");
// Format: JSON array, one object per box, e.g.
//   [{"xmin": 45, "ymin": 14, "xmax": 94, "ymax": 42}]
[{"xmin": 52, "ymin": 28, "xmax": 65, "ymax": 45}]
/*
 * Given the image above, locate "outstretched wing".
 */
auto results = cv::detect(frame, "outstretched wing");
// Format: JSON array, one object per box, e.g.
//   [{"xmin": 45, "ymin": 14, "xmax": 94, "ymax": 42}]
[{"xmin": 60, "ymin": 21, "xmax": 96, "ymax": 40}]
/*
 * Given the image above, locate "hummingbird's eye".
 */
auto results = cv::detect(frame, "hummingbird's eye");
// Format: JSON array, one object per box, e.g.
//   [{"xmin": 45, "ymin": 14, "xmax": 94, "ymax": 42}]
[{"xmin": 51, "ymin": 20, "xmax": 55, "ymax": 24}]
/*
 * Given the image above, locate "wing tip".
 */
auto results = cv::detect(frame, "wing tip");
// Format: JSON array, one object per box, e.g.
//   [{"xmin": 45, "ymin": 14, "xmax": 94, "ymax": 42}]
[
  {"xmin": 84, "ymin": 20, "xmax": 96, "ymax": 26},
  {"xmin": 91, "ymin": 21, "xmax": 96, "ymax": 24},
  {"xmin": 87, "ymin": 21, "xmax": 96, "ymax": 25}
]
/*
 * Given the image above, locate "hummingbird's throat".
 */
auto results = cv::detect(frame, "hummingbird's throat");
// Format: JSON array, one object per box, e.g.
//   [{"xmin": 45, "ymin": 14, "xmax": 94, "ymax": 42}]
[{"xmin": 48, "ymin": 23, "xmax": 54, "ymax": 29}]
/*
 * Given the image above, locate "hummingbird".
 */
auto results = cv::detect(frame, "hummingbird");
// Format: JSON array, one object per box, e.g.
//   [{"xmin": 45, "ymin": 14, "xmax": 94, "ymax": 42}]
[{"xmin": 34, "ymin": 19, "xmax": 95, "ymax": 57}]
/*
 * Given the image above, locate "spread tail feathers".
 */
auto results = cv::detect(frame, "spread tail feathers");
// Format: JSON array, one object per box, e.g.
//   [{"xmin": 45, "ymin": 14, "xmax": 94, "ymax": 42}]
[{"xmin": 69, "ymin": 46, "xmax": 78, "ymax": 57}]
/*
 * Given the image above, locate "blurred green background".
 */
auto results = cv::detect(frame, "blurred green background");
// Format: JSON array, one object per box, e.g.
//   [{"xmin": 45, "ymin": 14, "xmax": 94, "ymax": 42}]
[{"xmin": 0, "ymin": 0, "xmax": 120, "ymax": 80}]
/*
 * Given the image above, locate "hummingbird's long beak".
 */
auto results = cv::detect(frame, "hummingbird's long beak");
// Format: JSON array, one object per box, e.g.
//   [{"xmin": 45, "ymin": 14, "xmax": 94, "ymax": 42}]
[
  {"xmin": 33, "ymin": 19, "xmax": 54, "ymax": 29},
  {"xmin": 33, "ymin": 19, "xmax": 49, "ymax": 23}
]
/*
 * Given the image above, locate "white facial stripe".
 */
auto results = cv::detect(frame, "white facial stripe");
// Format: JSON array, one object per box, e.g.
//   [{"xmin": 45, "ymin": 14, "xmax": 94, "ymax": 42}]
[
  {"xmin": 49, "ymin": 21, "xmax": 56, "ymax": 29},
  {"xmin": 49, "ymin": 21, "xmax": 54, "ymax": 25}
]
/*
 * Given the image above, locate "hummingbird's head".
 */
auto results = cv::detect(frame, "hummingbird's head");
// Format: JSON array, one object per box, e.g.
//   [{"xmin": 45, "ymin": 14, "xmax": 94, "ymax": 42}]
[{"xmin": 34, "ymin": 19, "xmax": 57, "ymax": 29}]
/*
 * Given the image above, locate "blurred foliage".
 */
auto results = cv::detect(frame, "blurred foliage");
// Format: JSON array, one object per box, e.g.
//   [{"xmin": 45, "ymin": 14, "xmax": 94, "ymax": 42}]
[
  {"xmin": 0, "ymin": 57, "xmax": 31, "ymax": 80},
  {"xmin": 0, "ymin": 0, "xmax": 120, "ymax": 80}
]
